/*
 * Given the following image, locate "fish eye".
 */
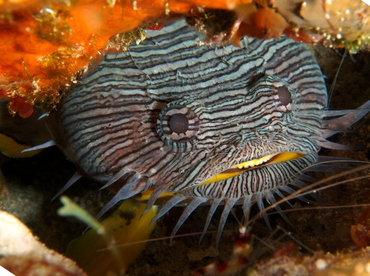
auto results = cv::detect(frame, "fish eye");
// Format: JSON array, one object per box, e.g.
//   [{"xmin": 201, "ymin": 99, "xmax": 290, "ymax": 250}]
[
  {"xmin": 263, "ymin": 77, "xmax": 295, "ymax": 112},
  {"xmin": 272, "ymin": 81, "xmax": 294, "ymax": 113},
  {"xmin": 248, "ymin": 75, "xmax": 294, "ymax": 112},
  {"xmin": 277, "ymin": 85, "xmax": 292, "ymax": 106},
  {"xmin": 156, "ymin": 99, "xmax": 201, "ymax": 147},
  {"xmin": 169, "ymin": 113, "xmax": 189, "ymax": 134}
]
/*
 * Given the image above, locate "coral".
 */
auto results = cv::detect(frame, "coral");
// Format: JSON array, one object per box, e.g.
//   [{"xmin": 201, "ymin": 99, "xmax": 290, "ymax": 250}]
[
  {"xmin": 0, "ymin": 0, "xmax": 253, "ymax": 117},
  {"xmin": 1, "ymin": 0, "xmax": 370, "ymax": 117}
]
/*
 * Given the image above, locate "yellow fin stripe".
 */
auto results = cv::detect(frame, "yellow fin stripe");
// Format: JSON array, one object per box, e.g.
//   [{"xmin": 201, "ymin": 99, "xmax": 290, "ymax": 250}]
[
  {"xmin": 138, "ymin": 189, "xmax": 175, "ymax": 202},
  {"xmin": 0, "ymin": 133, "xmax": 41, "ymax": 158},
  {"xmin": 62, "ymin": 197, "xmax": 157, "ymax": 275}
]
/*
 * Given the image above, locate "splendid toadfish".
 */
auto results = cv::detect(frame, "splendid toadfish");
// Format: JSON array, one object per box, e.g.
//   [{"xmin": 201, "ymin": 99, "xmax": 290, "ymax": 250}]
[{"xmin": 43, "ymin": 20, "xmax": 370, "ymax": 243}]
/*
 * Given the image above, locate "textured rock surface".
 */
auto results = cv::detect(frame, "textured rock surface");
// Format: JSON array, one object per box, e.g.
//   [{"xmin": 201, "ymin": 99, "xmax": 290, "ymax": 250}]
[{"xmin": 0, "ymin": 210, "xmax": 87, "ymax": 276}]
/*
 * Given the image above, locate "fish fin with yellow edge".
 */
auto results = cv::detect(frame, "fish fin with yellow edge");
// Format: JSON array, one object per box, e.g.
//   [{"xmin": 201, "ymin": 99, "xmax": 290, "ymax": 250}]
[
  {"xmin": 0, "ymin": 101, "xmax": 53, "ymax": 158},
  {"xmin": 0, "ymin": 133, "xmax": 42, "ymax": 158},
  {"xmin": 58, "ymin": 196, "xmax": 158, "ymax": 276}
]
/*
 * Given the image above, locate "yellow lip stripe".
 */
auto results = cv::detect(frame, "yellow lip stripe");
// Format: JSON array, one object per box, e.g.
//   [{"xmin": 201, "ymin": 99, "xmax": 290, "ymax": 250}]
[
  {"xmin": 199, "ymin": 152, "xmax": 305, "ymax": 186},
  {"xmin": 136, "ymin": 152, "xmax": 306, "ymax": 200}
]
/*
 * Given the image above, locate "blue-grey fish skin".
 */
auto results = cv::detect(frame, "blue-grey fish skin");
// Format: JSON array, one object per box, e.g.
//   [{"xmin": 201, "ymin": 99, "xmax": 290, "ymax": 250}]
[{"xmin": 50, "ymin": 20, "xmax": 329, "ymax": 204}]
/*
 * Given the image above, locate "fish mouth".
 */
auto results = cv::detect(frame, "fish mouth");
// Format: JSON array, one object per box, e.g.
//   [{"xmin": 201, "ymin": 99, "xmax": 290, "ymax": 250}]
[
  {"xmin": 139, "ymin": 152, "xmax": 306, "ymax": 202},
  {"xmin": 199, "ymin": 152, "xmax": 306, "ymax": 186}
]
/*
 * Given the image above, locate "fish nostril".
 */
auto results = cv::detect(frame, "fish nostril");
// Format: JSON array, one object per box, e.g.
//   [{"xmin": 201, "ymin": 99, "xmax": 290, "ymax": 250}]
[{"xmin": 169, "ymin": 113, "xmax": 189, "ymax": 134}]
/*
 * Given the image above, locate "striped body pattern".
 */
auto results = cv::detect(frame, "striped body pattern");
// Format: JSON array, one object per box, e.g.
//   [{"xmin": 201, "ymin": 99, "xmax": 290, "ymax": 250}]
[{"xmin": 49, "ymin": 20, "xmax": 369, "ymax": 237}]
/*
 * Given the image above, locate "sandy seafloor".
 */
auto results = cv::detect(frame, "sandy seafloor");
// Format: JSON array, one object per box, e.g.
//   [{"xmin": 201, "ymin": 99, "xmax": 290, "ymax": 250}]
[{"xmin": 0, "ymin": 44, "xmax": 370, "ymax": 276}]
